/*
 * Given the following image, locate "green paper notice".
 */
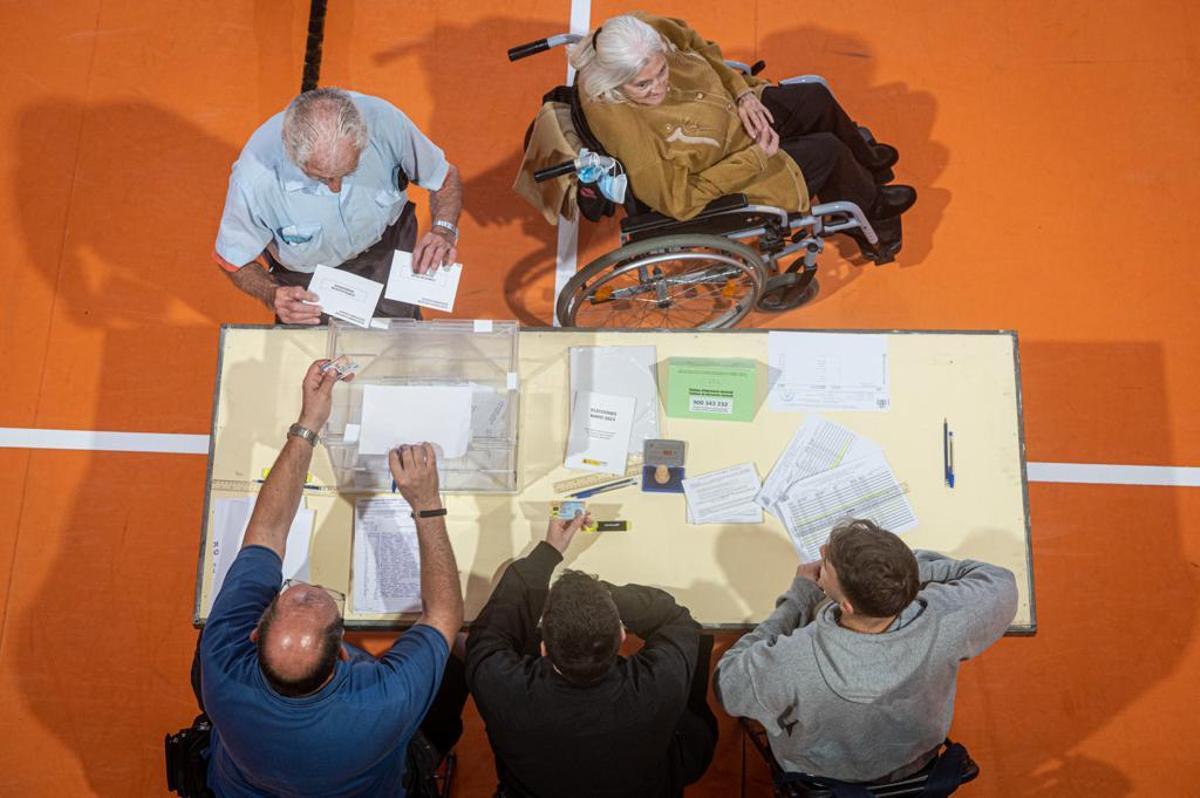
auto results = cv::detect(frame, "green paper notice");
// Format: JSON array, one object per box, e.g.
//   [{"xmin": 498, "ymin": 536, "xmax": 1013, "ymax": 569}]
[{"xmin": 666, "ymin": 357, "xmax": 757, "ymax": 422}]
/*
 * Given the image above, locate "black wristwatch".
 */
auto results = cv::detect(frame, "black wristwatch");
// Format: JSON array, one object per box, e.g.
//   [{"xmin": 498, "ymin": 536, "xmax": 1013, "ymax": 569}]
[{"xmin": 411, "ymin": 507, "xmax": 448, "ymax": 520}]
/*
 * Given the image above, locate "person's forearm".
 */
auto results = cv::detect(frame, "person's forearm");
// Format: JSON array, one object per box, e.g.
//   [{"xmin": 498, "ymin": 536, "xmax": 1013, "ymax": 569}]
[
  {"xmin": 226, "ymin": 262, "xmax": 278, "ymax": 310},
  {"xmin": 242, "ymin": 436, "xmax": 313, "ymax": 558},
  {"xmin": 415, "ymin": 515, "xmax": 464, "ymax": 646},
  {"xmin": 428, "ymin": 164, "xmax": 463, "ymax": 227},
  {"xmin": 605, "ymin": 583, "xmax": 693, "ymax": 639}
]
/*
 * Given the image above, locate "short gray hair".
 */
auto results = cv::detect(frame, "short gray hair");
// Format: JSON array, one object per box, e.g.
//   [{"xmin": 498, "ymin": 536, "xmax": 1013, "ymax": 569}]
[
  {"xmin": 281, "ymin": 87, "xmax": 368, "ymax": 168},
  {"xmin": 568, "ymin": 15, "xmax": 674, "ymax": 104}
]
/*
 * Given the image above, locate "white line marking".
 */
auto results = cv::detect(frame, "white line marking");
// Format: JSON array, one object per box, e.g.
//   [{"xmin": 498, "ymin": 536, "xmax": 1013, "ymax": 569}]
[
  {"xmin": 0, "ymin": 428, "xmax": 209, "ymax": 454},
  {"xmin": 1025, "ymin": 462, "xmax": 1200, "ymax": 487},
  {"xmin": 552, "ymin": 0, "xmax": 592, "ymax": 327},
  {"xmin": 3, "ymin": 428, "xmax": 1198, "ymax": 487}
]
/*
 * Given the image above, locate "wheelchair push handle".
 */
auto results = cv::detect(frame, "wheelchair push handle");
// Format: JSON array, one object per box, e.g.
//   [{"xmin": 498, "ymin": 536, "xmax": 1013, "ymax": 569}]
[
  {"xmin": 508, "ymin": 33, "xmax": 582, "ymax": 62},
  {"xmin": 508, "ymin": 39, "xmax": 550, "ymax": 61},
  {"xmin": 533, "ymin": 160, "xmax": 578, "ymax": 182}
]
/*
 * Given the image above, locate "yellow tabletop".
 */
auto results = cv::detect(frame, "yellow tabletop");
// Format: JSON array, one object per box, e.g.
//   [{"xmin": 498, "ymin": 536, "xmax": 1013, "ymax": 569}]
[{"xmin": 195, "ymin": 325, "xmax": 1033, "ymax": 631}]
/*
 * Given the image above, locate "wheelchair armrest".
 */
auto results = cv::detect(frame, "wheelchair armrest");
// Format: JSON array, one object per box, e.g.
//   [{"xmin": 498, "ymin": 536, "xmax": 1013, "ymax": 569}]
[{"xmin": 778, "ymin": 74, "xmax": 831, "ymax": 92}]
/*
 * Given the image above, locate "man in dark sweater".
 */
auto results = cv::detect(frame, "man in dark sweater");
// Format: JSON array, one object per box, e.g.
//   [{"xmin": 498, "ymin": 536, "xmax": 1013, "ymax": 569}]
[{"xmin": 465, "ymin": 512, "xmax": 718, "ymax": 797}]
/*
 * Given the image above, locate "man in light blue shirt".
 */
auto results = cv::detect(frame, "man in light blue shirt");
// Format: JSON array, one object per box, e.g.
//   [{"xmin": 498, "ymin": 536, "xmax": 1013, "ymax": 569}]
[{"xmin": 214, "ymin": 88, "xmax": 463, "ymax": 323}]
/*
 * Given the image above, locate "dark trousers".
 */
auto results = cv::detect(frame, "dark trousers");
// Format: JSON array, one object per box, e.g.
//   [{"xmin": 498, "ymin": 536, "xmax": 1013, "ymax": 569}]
[
  {"xmin": 190, "ymin": 632, "xmax": 468, "ymax": 758},
  {"xmin": 672, "ymin": 633, "xmax": 719, "ymax": 789},
  {"xmin": 761, "ymin": 83, "xmax": 880, "ymax": 218},
  {"xmin": 268, "ymin": 201, "xmax": 422, "ymax": 323}
]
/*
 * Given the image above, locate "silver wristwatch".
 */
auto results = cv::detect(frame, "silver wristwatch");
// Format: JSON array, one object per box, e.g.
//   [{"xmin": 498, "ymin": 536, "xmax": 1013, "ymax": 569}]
[
  {"xmin": 433, "ymin": 219, "xmax": 459, "ymax": 241},
  {"xmin": 287, "ymin": 423, "xmax": 319, "ymax": 447}
]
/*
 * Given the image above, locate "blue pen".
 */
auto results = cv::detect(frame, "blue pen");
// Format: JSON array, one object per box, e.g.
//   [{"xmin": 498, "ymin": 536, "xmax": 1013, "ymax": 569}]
[{"xmin": 943, "ymin": 419, "xmax": 956, "ymax": 488}]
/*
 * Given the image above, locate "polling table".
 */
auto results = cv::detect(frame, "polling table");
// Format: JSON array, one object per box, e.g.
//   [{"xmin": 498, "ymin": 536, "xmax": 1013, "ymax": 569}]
[{"xmin": 194, "ymin": 324, "xmax": 1034, "ymax": 632}]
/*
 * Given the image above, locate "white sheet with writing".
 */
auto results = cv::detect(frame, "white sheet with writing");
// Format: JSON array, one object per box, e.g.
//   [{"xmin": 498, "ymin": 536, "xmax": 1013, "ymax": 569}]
[
  {"xmin": 384, "ymin": 250, "xmax": 463, "ymax": 312},
  {"xmin": 305, "ymin": 265, "xmax": 384, "ymax": 328},
  {"xmin": 767, "ymin": 332, "xmax": 891, "ymax": 412},
  {"xmin": 352, "ymin": 497, "xmax": 423, "ymax": 614},
  {"xmin": 565, "ymin": 390, "xmax": 636, "ymax": 473},
  {"xmin": 682, "ymin": 463, "xmax": 763, "ymax": 525},
  {"xmin": 205, "ymin": 496, "xmax": 314, "ymax": 614},
  {"xmin": 756, "ymin": 415, "xmax": 882, "ymax": 510}
]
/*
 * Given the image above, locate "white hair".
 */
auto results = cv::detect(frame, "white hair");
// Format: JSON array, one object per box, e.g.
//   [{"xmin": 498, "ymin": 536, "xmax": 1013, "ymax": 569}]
[
  {"xmin": 568, "ymin": 15, "xmax": 674, "ymax": 104},
  {"xmin": 281, "ymin": 87, "xmax": 369, "ymax": 168}
]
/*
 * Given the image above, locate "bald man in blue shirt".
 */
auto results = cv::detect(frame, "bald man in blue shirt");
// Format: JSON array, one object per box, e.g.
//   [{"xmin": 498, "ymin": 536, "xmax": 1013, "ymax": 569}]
[{"xmin": 214, "ymin": 87, "xmax": 463, "ymax": 323}]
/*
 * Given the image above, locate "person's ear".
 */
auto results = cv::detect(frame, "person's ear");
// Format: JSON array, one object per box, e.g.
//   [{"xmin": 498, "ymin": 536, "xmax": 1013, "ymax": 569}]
[
  {"xmin": 619, "ymin": 627, "xmax": 627, "ymax": 645},
  {"xmin": 839, "ymin": 598, "xmax": 855, "ymax": 617},
  {"xmin": 249, "ymin": 626, "xmax": 260, "ymax": 643},
  {"xmin": 338, "ymin": 644, "xmax": 350, "ymax": 662},
  {"xmin": 539, "ymin": 640, "xmax": 548, "ymax": 658}
]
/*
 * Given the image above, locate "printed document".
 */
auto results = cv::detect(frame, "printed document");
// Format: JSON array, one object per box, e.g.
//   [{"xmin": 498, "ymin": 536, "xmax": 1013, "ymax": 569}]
[
  {"xmin": 305, "ymin": 265, "xmax": 383, "ymax": 328},
  {"xmin": 756, "ymin": 415, "xmax": 882, "ymax": 509},
  {"xmin": 358, "ymin": 384, "xmax": 473, "ymax": 458},
  {"xmin": 772, "ymin": 450, "xmax": 917, "ymax": 561},
  {"xmin": 570, "ymin": 346, "xmax": 659, "ymax": 451},
  {"xmin": 205, "ymin": 496, "xmax": 314, "ymax": 614},
  {"xmin": 565, "ymin": 390, "xmax": 636, "ymax": 473},
  {"xmin": 352, "ymin": 497, "xmax": 422, "ymax": 614},
  {"xmin": 384, "ymin": 250, "xmax": 463, "ymax": 313},
  {"xmin": 682, "ymin": 463, "xmax": 763, "ymax": 524},
  {"xmin": 767, "ymin": 332, "xmax": 891, "ymax": 411}
]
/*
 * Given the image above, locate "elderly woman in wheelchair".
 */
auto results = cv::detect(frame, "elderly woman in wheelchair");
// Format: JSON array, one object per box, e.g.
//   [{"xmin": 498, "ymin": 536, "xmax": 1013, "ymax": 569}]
[{"xmin": 510, "ymin": 12, "xmax": 916, "ymax": 330}]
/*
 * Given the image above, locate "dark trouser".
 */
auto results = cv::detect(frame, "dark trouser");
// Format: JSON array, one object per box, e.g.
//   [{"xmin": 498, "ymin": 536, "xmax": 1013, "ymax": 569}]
[
  {"xmin": 268, "ymin": 201, "xmax": 422, "ymax": 323},
  {"xmin": 761, "ymin": 83, "xmax": 880, "ymax": 217},
  {"xmin": 671, "ymin": 634, "xmax": 720, "ymax": 791},
  {"xmin": 190, "ymin": 633, "xmax": 468, "ymax": 758}
]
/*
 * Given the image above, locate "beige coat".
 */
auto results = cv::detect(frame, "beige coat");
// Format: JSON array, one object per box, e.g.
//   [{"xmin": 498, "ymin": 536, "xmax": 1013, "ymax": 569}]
[{"xmin": 581, "ymin": 13, "xmax": 809, "ymax": 220}]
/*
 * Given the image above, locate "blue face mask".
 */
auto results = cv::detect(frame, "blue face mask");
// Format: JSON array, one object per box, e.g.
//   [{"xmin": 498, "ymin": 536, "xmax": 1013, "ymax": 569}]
[{"xmin": 575, "ymin": 148, "xmax": 628, "ymax": 204}]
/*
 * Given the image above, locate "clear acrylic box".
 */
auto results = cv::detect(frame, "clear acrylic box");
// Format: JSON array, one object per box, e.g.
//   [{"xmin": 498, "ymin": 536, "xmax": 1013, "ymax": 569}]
[{"xmin": 322, "ymin": 319, "xmax": 520, "ymax": 493}]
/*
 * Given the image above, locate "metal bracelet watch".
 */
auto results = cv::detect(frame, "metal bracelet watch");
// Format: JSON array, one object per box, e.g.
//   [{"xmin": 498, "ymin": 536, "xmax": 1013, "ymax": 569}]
[
  {"xmin": 432, "ymin": 219, "xmax": 459, "ymax": 241},
  {"xmin": 287, "ymin": 423, "xmax": 319, "ymax": 447}
]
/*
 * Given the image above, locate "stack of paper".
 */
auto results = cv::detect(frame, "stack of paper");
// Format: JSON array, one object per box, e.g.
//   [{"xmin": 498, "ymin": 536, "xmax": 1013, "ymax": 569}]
[
  {"xmin": 682, "ymin": 463, "xmax": 763, "ymax": 524},
  {"xmin": 756, "ymin": 416, "xmax": 917, "ymax": 560},
  {"xmin": 352, "ymin": 497, "xmax": 423, "ymax": 614},
  {"xmin": 205, "ymin": 496, "xmax": 315, "ymax": 614},
  {"xmin": 767, "ymin": 332, "xmax": 891, "ymax": 412}
]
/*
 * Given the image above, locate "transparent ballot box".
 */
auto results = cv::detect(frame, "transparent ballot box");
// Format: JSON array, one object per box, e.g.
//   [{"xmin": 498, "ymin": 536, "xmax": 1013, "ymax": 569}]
[{"xmin": 322, "ymin": 319, "xmax": 520, "ymax": 493}]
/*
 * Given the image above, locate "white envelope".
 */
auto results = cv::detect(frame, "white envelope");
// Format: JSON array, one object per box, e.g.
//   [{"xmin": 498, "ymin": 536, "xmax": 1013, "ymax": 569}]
[
  {"xmin": 385, "ymin": 250, "xmax": 463, "ymax": 313},
  {"xmin": 305, "ymin": 265, "xmax": 384, "ymax": 328}
]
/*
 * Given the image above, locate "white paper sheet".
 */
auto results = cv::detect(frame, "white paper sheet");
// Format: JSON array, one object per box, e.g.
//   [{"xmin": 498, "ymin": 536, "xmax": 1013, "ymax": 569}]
[
  {"xmin": 305, "ymin": 265, "xmax": 384, "ymax": 328},
  {"xmin": 569, "ymin": 346, "xmax": 659, "ymax": 451},
  {"xmin": 358, "ymin": 384, "xmax": 473, "ymax": 458},
  {"xmin": 384, "ymin": 250, "xmax": 463, "ymax": 313},
  {"xmin": 756, "ymin": 415, "xmax": 882, "ymax": 510},
  {"xmin": 470, "ymin": 384, "xmax": 510, "ymax": 439},
  {"xmin": 682, "ymin": 463, "xmax": 764, "ymax": 524},
  {"xmin": 768, "ymin": 332, "xmax": 891, "ymax": 412},
  {"xmin": 352, "ymin": 497, "xmax": 422, "ymax": 614},
  {"xmin": 205, "ymin": 497, "xmax": 314, "ymax": 614},
  {"xmin": 772, "ymin": 450, "xmax": 917, "ymax": 561},
  {"xmin": 565, "ymin": 390, "xmax": 636, "ymax": 473}
]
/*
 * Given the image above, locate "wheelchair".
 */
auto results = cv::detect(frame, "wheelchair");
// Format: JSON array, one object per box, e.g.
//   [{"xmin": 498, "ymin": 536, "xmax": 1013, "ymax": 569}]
[
  {"xmin": 509, "ymin": 35, "xmax": 892, "ymax": 330},
  {"xmin": 741, "ymin": 719, "xmax": 980, "ymax": 797}
]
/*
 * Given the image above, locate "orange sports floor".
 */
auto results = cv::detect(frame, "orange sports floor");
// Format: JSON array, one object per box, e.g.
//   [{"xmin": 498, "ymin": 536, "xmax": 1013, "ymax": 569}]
[{"xmin": 1, "ymin": 1, "xmax": 1198, "ymax": 795}]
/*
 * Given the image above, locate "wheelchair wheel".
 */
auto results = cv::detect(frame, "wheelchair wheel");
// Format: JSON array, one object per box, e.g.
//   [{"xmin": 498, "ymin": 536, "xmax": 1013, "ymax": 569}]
[
  {"xmin": 556, "ymin": 234, "xmax": 768, "ymax": 329},
  {"xmin": 756, "ymin": 274, "xmax": 819, "ymax": 313}
]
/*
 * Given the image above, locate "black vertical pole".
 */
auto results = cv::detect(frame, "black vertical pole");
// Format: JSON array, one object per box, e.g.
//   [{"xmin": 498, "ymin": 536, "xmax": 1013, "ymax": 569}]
[{"xmin": 301, "ymin": 0, "xmax": 329, "ymax": 92}]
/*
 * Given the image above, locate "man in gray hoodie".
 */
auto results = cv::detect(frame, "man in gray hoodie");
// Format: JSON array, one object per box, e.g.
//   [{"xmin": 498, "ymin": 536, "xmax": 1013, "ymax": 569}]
[{"xmin": 714, "ymin": 519, "xmax": 1018, "ymax": 784}]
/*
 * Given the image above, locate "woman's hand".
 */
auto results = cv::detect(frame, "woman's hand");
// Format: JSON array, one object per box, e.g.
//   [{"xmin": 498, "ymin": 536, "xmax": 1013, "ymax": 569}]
[{"xmin": 734, "ymin": 93, "xmax": 772, "ymax": 141}]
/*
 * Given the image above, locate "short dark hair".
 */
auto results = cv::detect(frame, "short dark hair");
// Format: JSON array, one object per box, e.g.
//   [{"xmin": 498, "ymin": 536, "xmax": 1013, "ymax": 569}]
[
  {"xmin": 255, "ymin": 600, "xmax": 344, "ymax": 697},
  {"xmin": 827, "ymin": 519, "xmax": 919, "ymax": 618},
  {"xmin": 541, "ymin": 570, "xmax": 622, "ymax": 685}
]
